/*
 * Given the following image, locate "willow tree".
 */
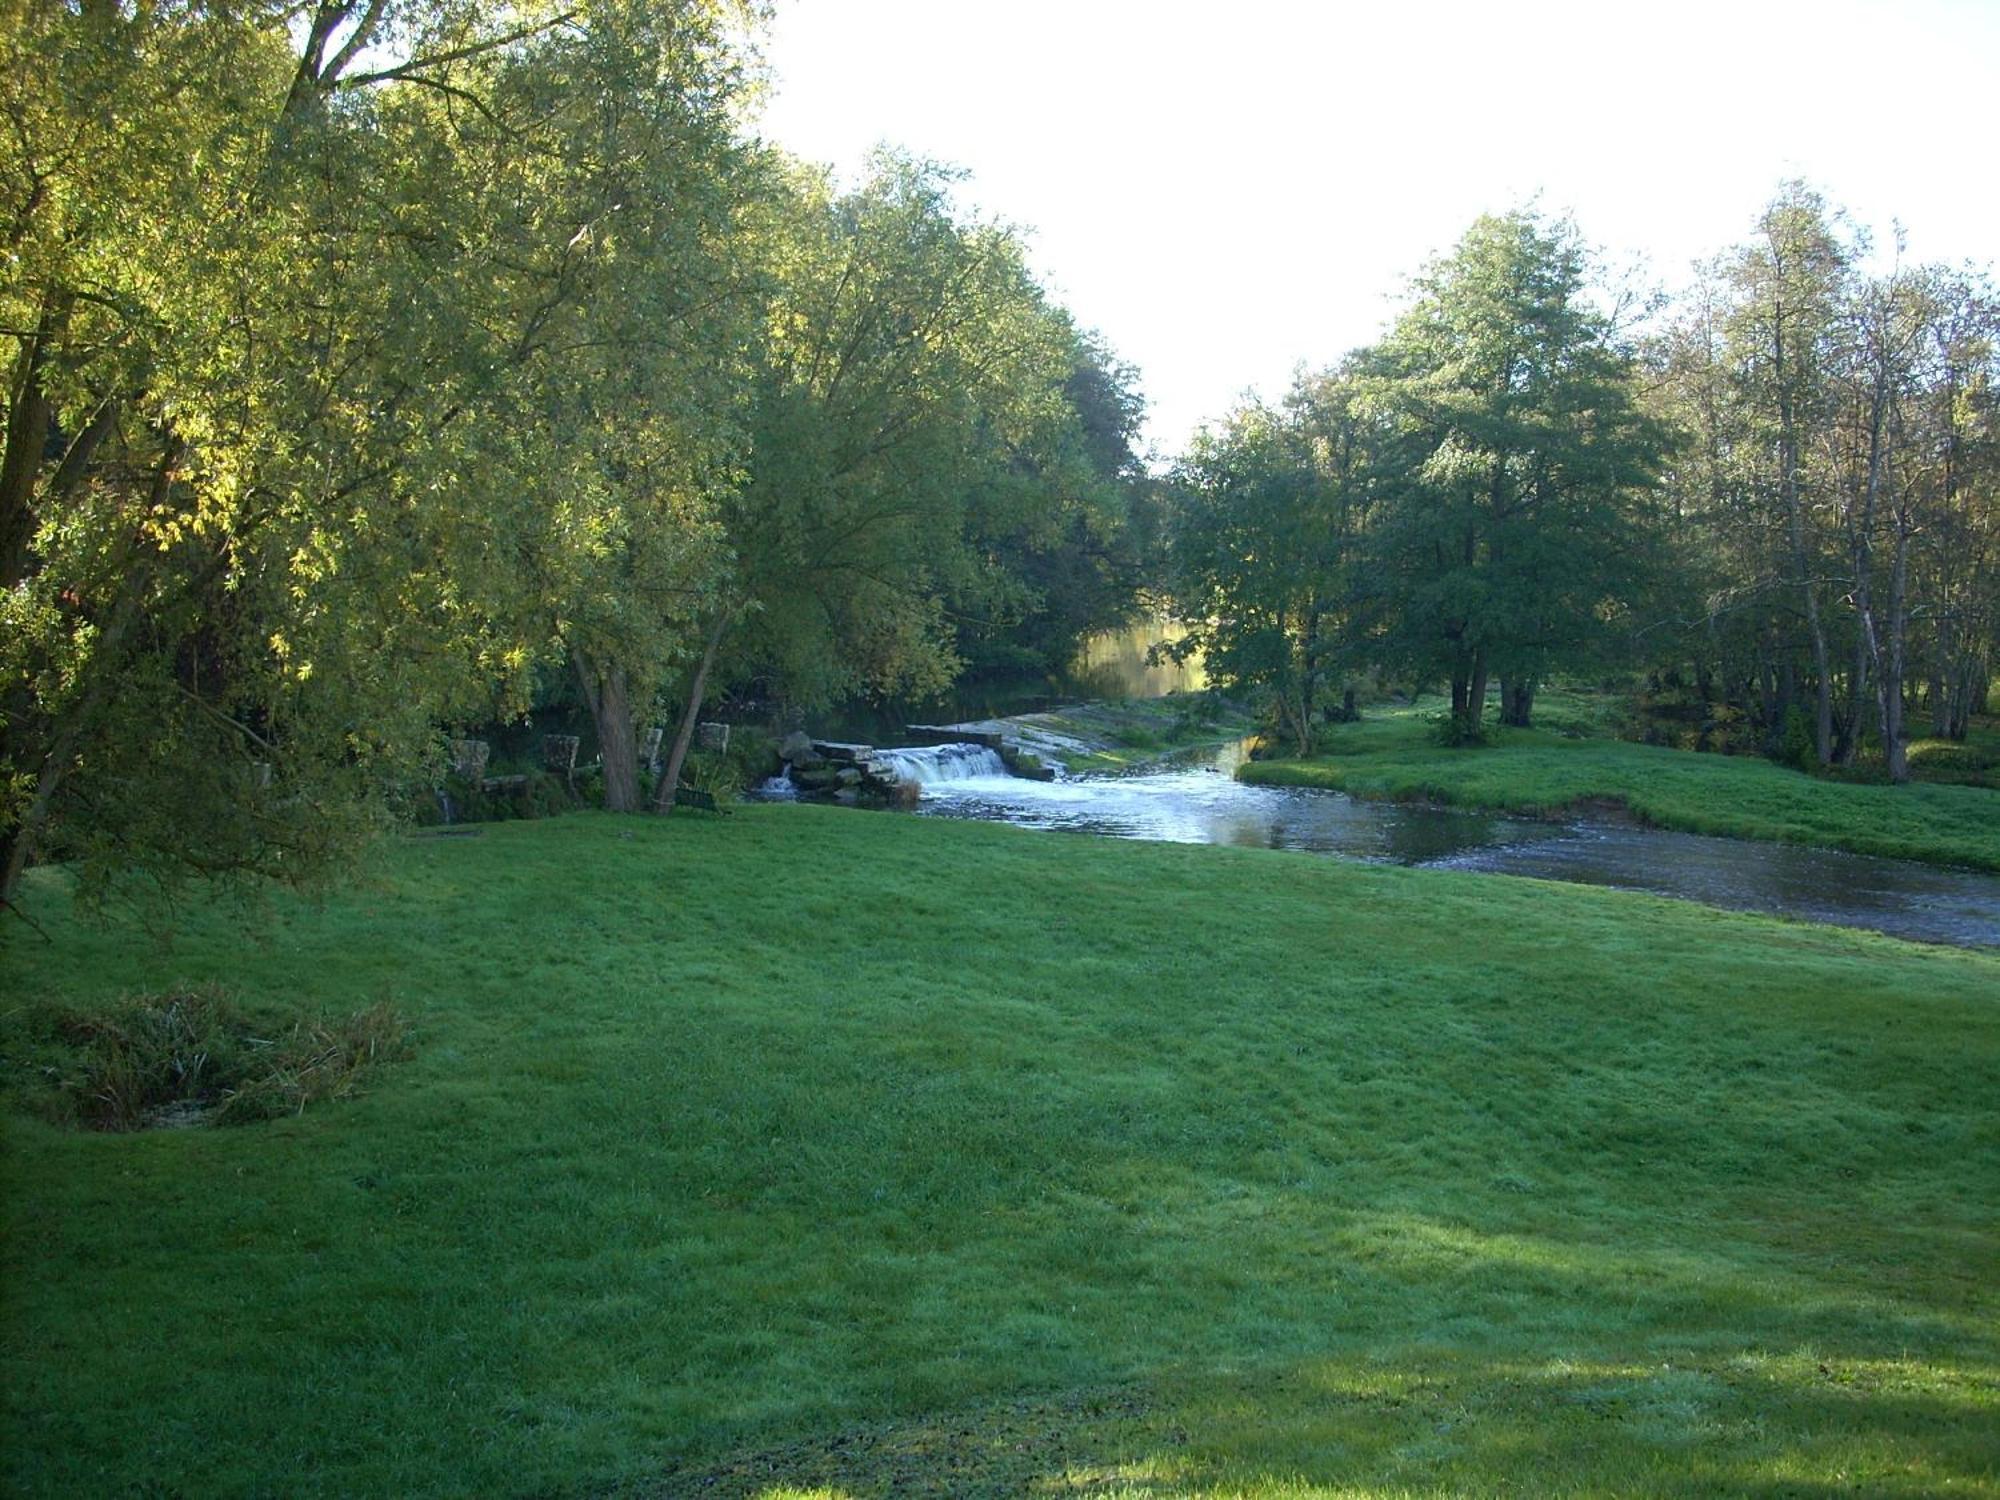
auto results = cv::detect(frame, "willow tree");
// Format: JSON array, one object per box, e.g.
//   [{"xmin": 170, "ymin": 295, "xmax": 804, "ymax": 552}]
[
  {"xmin": 1369, "ymin": 211, "xmax": 1668, "ymax": 740},
  {"xmin": 0, "ymin": 0, "xmax": 760, "ymax": 902},
  {"xmin": 652, "ymin": 153, "xmax": 1077, "ymax": 808}
]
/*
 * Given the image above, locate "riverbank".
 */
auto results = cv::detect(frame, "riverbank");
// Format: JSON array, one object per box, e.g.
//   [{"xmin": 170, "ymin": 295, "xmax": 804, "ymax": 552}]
[
  {"xmin": 945, "ymin": 690, "xmax": 1255, "ymax": 773},
  {"xmin": 1239, "ymin": 694, "xmax": 2000, "ymax": 873},
  {"xmin": 5, "ymin": 811, "xmax": 1996, "ymax": 1495}
]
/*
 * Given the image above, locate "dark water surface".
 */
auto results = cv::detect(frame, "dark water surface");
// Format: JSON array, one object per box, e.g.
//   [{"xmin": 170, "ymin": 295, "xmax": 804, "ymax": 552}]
[{"xmin": 890, "ymin": 745, "xmax": 2000, "ymax": 949}]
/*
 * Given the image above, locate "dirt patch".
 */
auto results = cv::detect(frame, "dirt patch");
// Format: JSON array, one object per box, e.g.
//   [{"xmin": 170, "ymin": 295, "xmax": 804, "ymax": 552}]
[
  {"xmin": 644, "ymin": 1386, "xmax": 1179, "ymax": 1498},
  {"xmin": 1549, "ymin": 794, "xmax": 1645, "ymax": 825}
]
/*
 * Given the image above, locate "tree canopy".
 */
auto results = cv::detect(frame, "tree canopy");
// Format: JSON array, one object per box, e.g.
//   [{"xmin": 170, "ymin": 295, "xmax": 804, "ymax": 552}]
[{"xmin": 0, "ymin": 2, "xmax": 1155, "ymax": 900}]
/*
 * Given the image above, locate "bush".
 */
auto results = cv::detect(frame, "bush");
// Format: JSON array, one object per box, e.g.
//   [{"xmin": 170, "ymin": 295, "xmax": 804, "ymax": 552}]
[
  {"xmin": 1908, "ymin": 740, "xmax": 1996, "ymax": 774},
  {"xmin": 1771, "ymin": 706, "xmax": 1817, "ymax": 771},
  {"xmin": 47, "ymin": 989, "xmax": 408, "ymax": 1130},
  {"xmin": 1427, "ymin": 711, "xmax": 1489, "ymax": 748}
]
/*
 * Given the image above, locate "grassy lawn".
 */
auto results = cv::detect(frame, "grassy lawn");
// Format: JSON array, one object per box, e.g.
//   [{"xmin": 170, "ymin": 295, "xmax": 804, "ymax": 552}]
[
  {"xmin": 3, "ymin": 808, "xmax": 1998, "ymax": 1496},
  {"xmin": 1239, "ymin": 694, "xmax": 2000, "ymax": 873}
]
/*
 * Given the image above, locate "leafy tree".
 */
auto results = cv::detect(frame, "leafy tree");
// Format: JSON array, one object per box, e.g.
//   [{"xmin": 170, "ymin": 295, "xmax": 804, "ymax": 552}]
[
  {"xmin": 1166, "ymin": 371, "xmax": 1374, "ymax": 754},
  {"xmin": 1367, "ymin": 211, "xmax": 1669, "ymax": 740},
  {"xmin": 0, "ymin": 1, "xmax": 757, "ymax": 897},
  {"xmin": 952, "ymin": 329, "xmax": 1160, "ymax": 682},
  {"xmin": 651, "ymin": 154, "xmax": 1078, "ymax": 805},
  {"xmin": 1643, "ymin": 186, "xmax": 2000, "ymax": 774}
]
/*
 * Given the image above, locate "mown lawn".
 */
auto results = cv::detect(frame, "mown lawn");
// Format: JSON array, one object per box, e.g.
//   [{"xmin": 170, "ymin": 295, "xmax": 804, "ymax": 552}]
[
  {"xmin": 1240, "ymin": 695, "xmax": 2000, "ymax": 872},
  {"xmin": 3, "ymin": 808, "xmax": 1997, "ymax": 1497}
]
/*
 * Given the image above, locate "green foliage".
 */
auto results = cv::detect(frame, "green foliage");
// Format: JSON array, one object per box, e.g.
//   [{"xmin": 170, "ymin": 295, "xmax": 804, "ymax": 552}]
[
  {"xmin": 1643, "ymin": 183, "xmax": 2000, "ymax": 776},
  {"xmin": 0, "ymin": 6, "xmax": 1157, "ymax": 884},
  {"xmin": 1166, "ymin": 376, "xmax": 1373, "ymax": 754},
  {"xmin": 1163, "ymin": 211, "xmax": 1668, "ymax": 751},
  {"xmin": 1777, "ymin": 705, "xmax": 1819, "ymax": 771},
  {"xmin": 1244, "ymin": 692, "xmax": 2000, "ymax": 871},
  {"xmin": 1365, "ymin": 211, "xmax": 1671, "ymax": 738},
  {"xmin": 1426, "ymin": 707, "xmax": 1491, "ymax": 747},
  {"xmin": 719, "ymin": 153, "xmax": 1087, "ymax": 710},
  {"xmin": 4, "ymin": 813, "xmax": 1996, "ymax": 1493},
  {"xmin": 0, "ymin": 0, "xmax": 759, "ymax": 902},
  {"xmin": 677, "ymin": 749, "xmax": 742, "ymax": 805}
]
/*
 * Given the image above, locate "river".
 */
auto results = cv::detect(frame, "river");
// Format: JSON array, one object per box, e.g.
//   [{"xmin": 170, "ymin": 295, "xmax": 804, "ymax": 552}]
[{"xmin": 875, "ymin": 741, "xmax": 2000, "ymax": 949}]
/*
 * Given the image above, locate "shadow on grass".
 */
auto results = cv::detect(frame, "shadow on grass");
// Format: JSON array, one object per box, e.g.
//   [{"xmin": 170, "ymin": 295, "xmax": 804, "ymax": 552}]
[{"xmin": 646, "ymin": 1349, "xmax": 1999, "ymax": 1498}]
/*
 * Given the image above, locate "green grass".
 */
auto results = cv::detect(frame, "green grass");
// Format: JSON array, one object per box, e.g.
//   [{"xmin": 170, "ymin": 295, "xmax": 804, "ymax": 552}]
[
  {"xmin": 4, "ymin": 809, "xmax": 1998, "ymax": 1496},
  {"xmin": 1241, "ymin": 693, "xmax": 2000, "ymax": 872},
  {"xmin": 1908, "ymin": 715, "xmax": 2000, "ymax": 790}
]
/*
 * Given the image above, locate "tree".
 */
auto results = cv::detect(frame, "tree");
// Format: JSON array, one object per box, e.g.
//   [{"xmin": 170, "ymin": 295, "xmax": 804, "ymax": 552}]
[
  {"xmin": 650, "ymin": 153, "xmax": 1077, "ymax": 808},
  {"xmin": 1367, "ymin": 212, "xmax": 1669, "ymax": 740},
  {"xmin": 1643, "ymin": 186, "xmax": 2000, "ymax": 775},
  {"xmin": 0, "ymin": 1, "xmax": 758, "ymax": 900},
  {"xmin": 1721, "ymin": 184, "xmax": 1851, "ymax": 765},
  {"xmin": 951, "ymin": 328, "xmax": 1161, "ymax": 682},
  {"xmin": 1166, "ymin": 370, "xmax": 1374, "ymax": 755}
]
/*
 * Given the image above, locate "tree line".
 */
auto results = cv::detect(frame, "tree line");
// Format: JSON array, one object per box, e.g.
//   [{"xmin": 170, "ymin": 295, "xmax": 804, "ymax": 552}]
[
  {"xmin": 1163, "ymin": 189, "xmax": 1999, "ymax": 772},
  {"xmin": 0, "ymin": 1, "xmax": 1150, "ymax": 907}
]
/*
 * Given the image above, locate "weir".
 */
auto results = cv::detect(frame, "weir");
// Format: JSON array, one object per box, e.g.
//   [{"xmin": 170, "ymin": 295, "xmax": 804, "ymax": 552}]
[{"xmin": 872, "ymin": 743, "xmax": 1009, "ymax": 785}]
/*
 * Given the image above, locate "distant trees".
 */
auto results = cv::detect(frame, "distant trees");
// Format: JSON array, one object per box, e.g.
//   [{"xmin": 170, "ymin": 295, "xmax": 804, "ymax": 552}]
[
  {"xmin": 1168, "ymin": 211, "xmax": 1668, "ymax": 746},
  {"xmin": 1648, "ymin": 184, "xmax": 2000, "ymax": 779},
  {"xmin": 1168, "ymin": 194, "xmax": 1999, "ymax": 776},
  {"xmin": 649, "ymin": 153, "xmax": 1095, "ymax": 807},
  {"xmin": 1366, "ymin": 213, "xmax": 1669, "ymax": 740}
]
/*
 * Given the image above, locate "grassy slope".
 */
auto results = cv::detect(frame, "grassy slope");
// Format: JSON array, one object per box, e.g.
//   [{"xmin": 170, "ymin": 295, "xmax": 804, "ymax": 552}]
[
  {"xmin": 1, "ymin": 810, "xmax": 1996, "ymax": 1497},
  {"xmin": 988, "ymin": 694, "xmax": 1257, "ymax": 774},
  {"xmin": 1239, "ymin": 695, "xmax": 2000, "ymax": 873}
]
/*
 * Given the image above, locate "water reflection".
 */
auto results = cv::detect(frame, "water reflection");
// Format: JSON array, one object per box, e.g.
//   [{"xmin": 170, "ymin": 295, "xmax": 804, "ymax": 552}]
[
  {"xmin": 902, "ymin": 752, "xmax": 2000, "ymax": 949},
  {"xmin": 1070, "ymin": 615, "xmax": 1205, "ymax": 698}
]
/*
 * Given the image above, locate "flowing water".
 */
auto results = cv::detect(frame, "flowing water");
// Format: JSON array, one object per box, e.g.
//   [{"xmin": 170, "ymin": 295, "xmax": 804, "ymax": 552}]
[
  {"xmin": 849, "ymin": 740, "xmax": 2000, "ymax": 949},
  {"xmin": 873, "ymin": 744, "xmax": 1010, "ymax": 784}
]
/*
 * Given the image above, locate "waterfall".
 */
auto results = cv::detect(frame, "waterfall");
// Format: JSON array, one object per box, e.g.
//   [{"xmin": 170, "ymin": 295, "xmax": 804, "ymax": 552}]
[{"xmin": 874, "ymin": 742, "xmax": 1009, "ymax": 785}]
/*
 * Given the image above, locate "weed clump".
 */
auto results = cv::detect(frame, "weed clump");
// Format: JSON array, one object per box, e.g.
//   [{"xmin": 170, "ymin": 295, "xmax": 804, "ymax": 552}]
[{"xmin": 48, "ymin": 988, "xmax": 407, "ymax": 1131}]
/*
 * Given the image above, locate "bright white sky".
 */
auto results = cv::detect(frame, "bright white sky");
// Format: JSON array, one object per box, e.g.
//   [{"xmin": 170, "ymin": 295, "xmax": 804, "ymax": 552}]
[{"xmin": 753, "ymin": 0, "xmax": 2000, "ymax": 457}]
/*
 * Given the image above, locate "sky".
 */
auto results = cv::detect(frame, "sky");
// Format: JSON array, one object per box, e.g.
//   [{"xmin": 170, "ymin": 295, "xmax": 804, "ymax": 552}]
[{"xmin": 751, "ymin": 0, "xmax": 2000, "ymax": 458}]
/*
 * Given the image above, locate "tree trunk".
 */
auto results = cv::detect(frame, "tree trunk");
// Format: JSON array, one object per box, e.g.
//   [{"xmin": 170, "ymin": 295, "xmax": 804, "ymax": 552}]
[
  {"xmin": 1881, "ymin": 514, "xmax": 1912, "ymax": 783},
  {"xmin": 1774, "ymin": 294, "xmax": 1833, "ymax": 767},
  {"xmin": 572, "ymin": 649, "xmax": 640, "ymax": 813},
  {"xmin": 0, "ymin": 296, "xmax": 62, "ymax": 592},
  {"xmin": 1463, "ymin": 648, "xmax": 1490, "ymax": 739},
  {"xmin": 652, "ymin": 612, "xmax": 729, "ymax": 815},
  {"xmin": 1499, "ymin": 676, "xmax": 1536, "ymax": 727}
]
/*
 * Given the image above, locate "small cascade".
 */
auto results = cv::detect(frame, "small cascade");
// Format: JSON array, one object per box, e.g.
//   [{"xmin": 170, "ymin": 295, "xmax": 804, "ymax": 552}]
[
  {"xmin": 875, "ymin": 742, "xmax": 1009, "ymax": 786},
  {"xmin": 757, "ymin": 762, "xmax": 800, "ymax": 799}
]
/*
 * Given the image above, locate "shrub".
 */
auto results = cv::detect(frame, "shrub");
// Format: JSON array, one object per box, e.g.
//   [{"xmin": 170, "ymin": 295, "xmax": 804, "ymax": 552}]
[
  {"xmin": 1773, "ymin": 706, "xmax": 1816, "ymax": 771},
  {"xmin": 1427, "ymin": 711, "xmax": 1489, "ymax": 748},
  {"xmin": 49, "ymin": 990, "xmax": 408, "ymax": 1130}
]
